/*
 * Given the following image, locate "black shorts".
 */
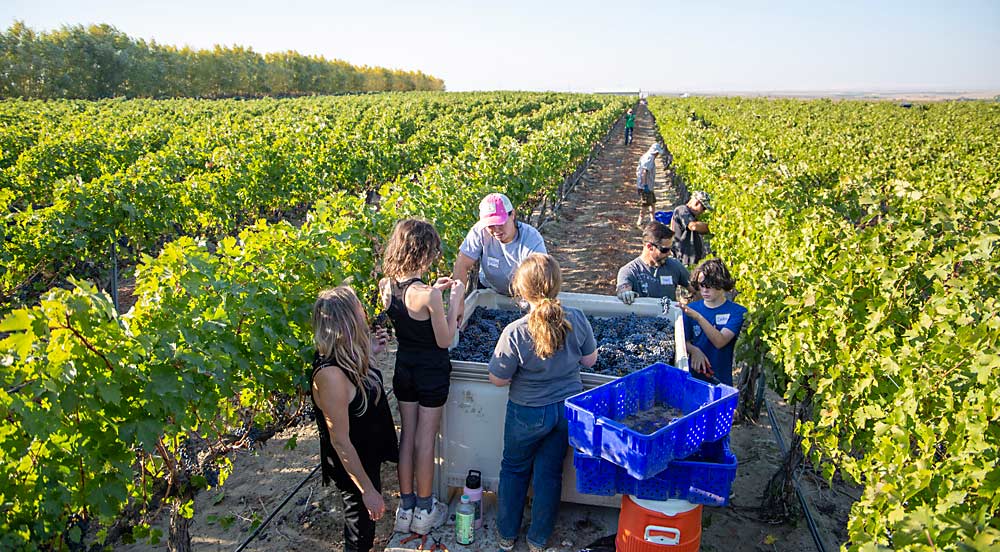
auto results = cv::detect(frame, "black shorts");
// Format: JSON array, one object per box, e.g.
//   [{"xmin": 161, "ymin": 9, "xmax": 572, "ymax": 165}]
[
  {"xmin": 392, "ymin": 351, "xmax": 452, "ymax": 408},
  {"xmin": 637, "ymin": 189, "xmax": 656, "ymax": 207}
]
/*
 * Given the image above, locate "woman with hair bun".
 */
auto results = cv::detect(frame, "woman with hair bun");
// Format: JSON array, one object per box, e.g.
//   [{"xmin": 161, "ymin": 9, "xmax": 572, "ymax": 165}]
[{"xmin": 488, "ymin": 253, "xmax": 598, "ymax": 552}]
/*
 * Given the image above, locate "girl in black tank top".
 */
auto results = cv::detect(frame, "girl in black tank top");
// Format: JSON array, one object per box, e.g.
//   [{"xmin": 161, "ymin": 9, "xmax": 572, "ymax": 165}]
[
  {"xmin": 310, "ymin": 287, "xmax": 398, "ymax": 552},
  {"xmin": 379, "ymin": 219, "xmax": 464, "ymax": 534}
]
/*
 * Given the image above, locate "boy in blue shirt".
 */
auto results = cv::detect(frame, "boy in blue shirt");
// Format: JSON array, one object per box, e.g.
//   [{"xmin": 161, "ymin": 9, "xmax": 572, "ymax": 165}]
[{"xmin": 682, "ymin": 259, "xmax": 747, "ymax": 386}]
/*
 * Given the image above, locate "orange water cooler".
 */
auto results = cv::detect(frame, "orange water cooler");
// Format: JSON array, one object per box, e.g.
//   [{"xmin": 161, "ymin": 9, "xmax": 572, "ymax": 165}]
[{"xmin": 616, "ymin": 495, "xmax": 703, "ymax": 552}]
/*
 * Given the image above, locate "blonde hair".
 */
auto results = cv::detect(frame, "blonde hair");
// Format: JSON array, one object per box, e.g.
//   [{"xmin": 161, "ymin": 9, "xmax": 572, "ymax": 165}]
[
  {"xmin": 382, "ymin": 219, "xmax": 442, "ymax": 279},
  {"xmin": 511, "ymin": 254, "xmax": 572, "ymax": 359},
  {"xmin": 312, "ymin": 286, "xmax": 379, "ymax": 413}
]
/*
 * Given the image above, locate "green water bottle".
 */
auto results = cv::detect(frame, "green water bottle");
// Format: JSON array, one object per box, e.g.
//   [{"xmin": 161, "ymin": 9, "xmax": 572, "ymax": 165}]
[{"xmin": 455, "ymin": 494, "xmax": 475, "ymax": 545}]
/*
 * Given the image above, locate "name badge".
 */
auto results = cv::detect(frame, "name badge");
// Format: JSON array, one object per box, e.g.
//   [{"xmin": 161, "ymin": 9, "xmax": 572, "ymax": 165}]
[
  {"xmin": 660, "ymin": 275, "xmax": 674, "ymax": 286},
  {"xmin": 715, "ymin": 313, "xmax": 731, "ymax": 326},
  {"xmin": 487, "ymin": 257, "xmax": 500, "ymax": 269}
]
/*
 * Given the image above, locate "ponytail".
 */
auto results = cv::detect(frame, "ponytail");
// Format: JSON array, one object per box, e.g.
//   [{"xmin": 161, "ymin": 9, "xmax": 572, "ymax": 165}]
[
  {"xmin": 512, "ymin": 255, "xmax": 573, "ymax": 359},
  {"xmin": 527, "ymin": 298, "xmax": 572, "ymax": 359}
]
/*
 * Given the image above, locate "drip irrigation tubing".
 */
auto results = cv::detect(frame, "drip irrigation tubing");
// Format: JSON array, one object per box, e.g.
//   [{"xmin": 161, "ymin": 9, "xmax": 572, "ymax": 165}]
[
  {"xmin": 764, "ymin": 397, "xmax": 828, "ymax": 552},
  {"xmin": 233, "ymin": 462, "xmax": 320, "ymax": 552},
  {"xmin": 232, "ymin": 388, "xmax": 394, "ymax": 551}
]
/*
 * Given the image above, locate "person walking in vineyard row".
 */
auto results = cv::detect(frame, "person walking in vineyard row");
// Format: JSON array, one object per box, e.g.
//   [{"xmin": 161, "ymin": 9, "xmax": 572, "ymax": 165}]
[
  {"xmin": 452, "ymin": 192, "xmax": 547, "ymax": 296},
  {"xmin": 623, "ymin": 107, "xmax": 636, "ymax": 145},
  {"xmin": 682, "ymin": 259, "xmax": 747, "ymax": 386},
  {"xmin": 379, "ymin": 219, "xmax": 466, "ymax": 535},
  {"xmin": 616, "ymin": 221, "xmax": 692, "ymax": 305},
  {"xmin": 635, "ymin": 143, "xmax": 665, "ymax": 227},
  {"xmin": 488, "ymin": 254, "xmax": 598, "ymax": 552},
  {"xmin": 671, "ymin": 190, "xmax": 712, "ymax": 266},
  {"xmin": 309, "ymin": 287, "xmax": 399, "ymax": 552}
]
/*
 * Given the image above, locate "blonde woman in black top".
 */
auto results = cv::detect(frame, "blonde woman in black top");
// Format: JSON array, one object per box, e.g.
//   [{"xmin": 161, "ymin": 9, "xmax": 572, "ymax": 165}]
[{"xmin": 310, "ymin": 286, "xmax": 398, "ymax": 552}]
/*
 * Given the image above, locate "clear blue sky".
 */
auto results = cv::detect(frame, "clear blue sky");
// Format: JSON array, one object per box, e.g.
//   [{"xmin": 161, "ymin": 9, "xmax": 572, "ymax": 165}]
[{"xmin": 3, "ymin": 0, "xmax": 998, "ymax": 92}]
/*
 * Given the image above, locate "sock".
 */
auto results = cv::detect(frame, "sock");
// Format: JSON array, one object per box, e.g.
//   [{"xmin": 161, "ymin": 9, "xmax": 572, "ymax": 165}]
[
  {"xmin": 416, "ymin": 495, "xmax": 433, "ymax": 513},
  {"xmin": 400, "ymin": 493, "xmax": 416, "ymax": 511}
]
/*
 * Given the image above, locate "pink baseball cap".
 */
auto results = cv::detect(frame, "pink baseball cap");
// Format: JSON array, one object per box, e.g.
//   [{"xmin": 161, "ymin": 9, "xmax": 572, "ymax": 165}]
[{"xmin": 479, "ymin": 193, "xmax": 513, "ymax": 226}]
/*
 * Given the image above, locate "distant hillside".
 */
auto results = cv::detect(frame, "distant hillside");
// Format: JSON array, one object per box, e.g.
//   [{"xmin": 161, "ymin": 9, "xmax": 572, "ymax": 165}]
[{"xmin": 0, "ymin": 21, "xmax": 444, "ymax": 99}]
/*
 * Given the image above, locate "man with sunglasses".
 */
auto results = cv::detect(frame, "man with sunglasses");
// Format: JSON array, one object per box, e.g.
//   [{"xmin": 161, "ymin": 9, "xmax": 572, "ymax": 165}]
[
  {"xmin": 616, "ymin": 221, "xmax": 692, "ymax": 305},
  {"xmin": 671, "ymin": 190, "xmax": 712, "ymax": 266}
]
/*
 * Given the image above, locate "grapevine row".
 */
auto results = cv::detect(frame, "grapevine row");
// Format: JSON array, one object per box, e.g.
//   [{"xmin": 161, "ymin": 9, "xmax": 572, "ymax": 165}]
[
  {"xmin": 0, "ymin": 95, "xmax": 631, "ymax": 549},
  {"xmin": 0, "ymin": 92, "xmax": 610, "ymax": 309},
  {"xmin": 648, "ymin": 97, "xmax": 1000, "ymax": 550}
]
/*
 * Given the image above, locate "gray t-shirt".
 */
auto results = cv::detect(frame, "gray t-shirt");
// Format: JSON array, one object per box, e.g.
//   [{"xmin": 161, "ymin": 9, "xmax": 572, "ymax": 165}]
[
  {"xmin": 459, "ymin": 221, "xmax": 547, "ymax": 296},
  {"xmin": 488, "ymin": 307, "xmax": 596, "ymax": 407},
  {"xmin": 616, "ymin": 256, "xmax": 690, "ymax": 301},
  {"xmin": 635, "ymin": 151, "xmax": 656, "ymax": 191}
]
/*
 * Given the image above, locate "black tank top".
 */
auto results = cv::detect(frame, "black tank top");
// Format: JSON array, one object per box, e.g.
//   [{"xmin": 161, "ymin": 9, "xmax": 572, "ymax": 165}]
[
  {"xmin": 310, "ymin": 356, "xmax": 399, "ymax": 486},
  {"xmin": 387, "ymin": 277, "xmax": 450, "ymax": 354}
]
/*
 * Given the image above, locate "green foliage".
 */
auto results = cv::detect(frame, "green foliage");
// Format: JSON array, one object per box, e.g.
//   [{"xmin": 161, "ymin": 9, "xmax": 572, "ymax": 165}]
[
  {"xmin": 0, "ymin": 93, "xmax": 631, "ymax": 549},
  {"xmin": 0, "ymin": 92, "xmax": 611, "ymax": 310},
  {"xmin": 0, "ymin": 21, "xmax": 443, "ymax": 99},
  {"xmin": 648, "ymin": 97, "xmax": 1000, "ymax": 551}
]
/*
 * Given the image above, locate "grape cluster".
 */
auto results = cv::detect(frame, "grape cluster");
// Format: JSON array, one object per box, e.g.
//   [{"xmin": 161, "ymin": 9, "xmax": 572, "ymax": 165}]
[
  {"xmin": 234, "ymin": 426, "xmax": 266, "ymax": 447},
  {"xmin": 450, "ymin": 307, "xmax": 522, "ymax": 363},
  {"xmin": 452, "ymin": 307, "xmax": 676, "ymax": 376}
]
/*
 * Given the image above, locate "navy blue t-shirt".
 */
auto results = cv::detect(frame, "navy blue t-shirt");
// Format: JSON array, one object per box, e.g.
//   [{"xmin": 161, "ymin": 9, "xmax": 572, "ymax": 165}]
[{"xmin": 683, "ymin": 299, "xmax": 747, "ymax": 386}]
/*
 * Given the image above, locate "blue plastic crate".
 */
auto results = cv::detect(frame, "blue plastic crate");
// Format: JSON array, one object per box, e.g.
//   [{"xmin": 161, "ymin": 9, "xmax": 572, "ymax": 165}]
[
  {"xmin": 654, "ymin": 211, "xmax": 673, "ymax": 226},
  {"xmin": 573, "ymin": 438, "xmax": 738, "ymax": 506},
  {"xmin": 565, "ymin": 362, "xmax": 738, "ymax": 479}
]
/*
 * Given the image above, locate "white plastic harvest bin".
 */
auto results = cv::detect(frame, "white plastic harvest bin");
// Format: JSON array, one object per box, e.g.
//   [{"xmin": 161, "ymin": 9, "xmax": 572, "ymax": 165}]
[{"xmin": 435, "ymin": 289, "xmax": 684, "ymax": 507}]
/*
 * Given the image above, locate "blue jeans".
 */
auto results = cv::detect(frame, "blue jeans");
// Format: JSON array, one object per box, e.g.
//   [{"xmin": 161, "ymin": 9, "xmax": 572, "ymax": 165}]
[
  {"xmin": 497, "ymin": 400, "xmax": 568, "ymax": 548},
  {"xmin": 624, "ymin": 126, "xmax": 634, "ymax": 144}
]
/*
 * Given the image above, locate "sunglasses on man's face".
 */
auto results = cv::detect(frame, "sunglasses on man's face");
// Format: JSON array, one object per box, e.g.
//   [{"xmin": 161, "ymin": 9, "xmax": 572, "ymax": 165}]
[{"xmin": 647, "ymin": 242, "xmax": 672, "ymax": 254}]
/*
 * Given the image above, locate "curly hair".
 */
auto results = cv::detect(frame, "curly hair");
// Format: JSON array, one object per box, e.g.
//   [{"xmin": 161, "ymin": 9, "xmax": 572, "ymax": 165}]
[
  {"xmin": 691, "ymin": 258, "xmax": 736, "ymax": 292},
  {"xmin": 512, "ymin": 254, "xmax": 572, "ymax": 359},
  {"xmin": 381, "ymin": 219, "xmax": 442, "ymax": 279}
]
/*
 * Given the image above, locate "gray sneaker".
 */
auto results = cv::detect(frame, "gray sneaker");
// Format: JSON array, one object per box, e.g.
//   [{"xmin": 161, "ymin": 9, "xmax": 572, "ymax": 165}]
[
  {"xmin": 393, "ymin": 506, "xmax": 413, "ymax": 534},
  {"xmin": 409, "ymin": 499, "xmax": 447, "ymax": 535}
]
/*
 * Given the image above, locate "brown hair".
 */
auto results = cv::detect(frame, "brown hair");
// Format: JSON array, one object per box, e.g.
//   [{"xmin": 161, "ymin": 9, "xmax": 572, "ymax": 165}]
[
  {"xmin": 312, "ymin": 286, "xmax": 379, "ymax": 413},
  {"xmin": 642, "ymin": 221, "xmax": 673, "ymax": 243},
  {"xmin": 691, "ymin": 258, "xmax": 736, "ymax": 292},
  {"xmin": 382, "ymin": 219, "xmax": 442, "ymax": 279},
  {"xmin": 511, "ymin": 254, "xmax": 572, "ymax": 359}
]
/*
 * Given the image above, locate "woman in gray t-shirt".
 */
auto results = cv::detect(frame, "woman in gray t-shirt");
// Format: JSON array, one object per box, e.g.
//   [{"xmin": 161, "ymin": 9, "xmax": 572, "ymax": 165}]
[{"xmin": 487, "ymin": 254, "xmax": 597, "ymax": 551}]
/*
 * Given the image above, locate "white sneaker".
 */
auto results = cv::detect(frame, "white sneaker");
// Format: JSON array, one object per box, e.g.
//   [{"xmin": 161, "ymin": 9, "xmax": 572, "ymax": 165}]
[
  {"xmin": 393, "ymin": 506, "xmax": 413, "ymax": 533},
  {"xmin": 409, "ymin": 499, "xmax": 448, "ymax": 535}
]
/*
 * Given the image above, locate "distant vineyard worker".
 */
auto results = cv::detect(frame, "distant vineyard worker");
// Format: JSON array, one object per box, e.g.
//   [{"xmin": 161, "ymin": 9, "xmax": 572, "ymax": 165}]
[
  {"xmin": 379, "ymin": 219, "xmax": 465, "ymax": 535},
  {"xmin": 452, "ymin": 192, "xmax": 547, "ymax": 296},
  {"xmin": 624, "ymin": 108, "xmax": 636, "ymax": 145},
  {"xmin": 488, "ymin": 254, "xmax": 598, "ymax": 552},
  {"xmin": 616, "ymin": 221, "xmax": 691, "ymax": 305},
  {"xmin": 635, "ymin": 143, "xmax": 665, "ymax": 227},
  {"xmin": 671, "ymin": 190, "xmax": 712, "ymax": 266},
  {"xmin": 310, "ymin": 287, "xmax": 399, "ymax": 552},
  {"xmin": 682, "ymin": 259, "xmax": 747, "ymax": 386}
]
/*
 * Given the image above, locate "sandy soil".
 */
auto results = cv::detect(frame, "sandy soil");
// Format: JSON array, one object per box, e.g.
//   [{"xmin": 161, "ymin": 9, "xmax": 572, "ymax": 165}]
[{"xmin": 113, "ymin": 104, "xmax": 857, "ymax": 552}]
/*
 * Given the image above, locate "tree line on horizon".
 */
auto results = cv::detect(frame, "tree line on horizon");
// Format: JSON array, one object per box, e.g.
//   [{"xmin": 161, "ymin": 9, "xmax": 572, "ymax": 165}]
[{"xmin": 0, "ymin": 21, "xmax": 445, "ymax": 100}]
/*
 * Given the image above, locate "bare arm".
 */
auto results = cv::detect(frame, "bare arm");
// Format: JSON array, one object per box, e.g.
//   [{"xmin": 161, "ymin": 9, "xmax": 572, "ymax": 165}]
[
  {"xmin": 682, "ymin": 305, "xmax": 736, "ymax": 349},
  {"xmin": 686, "ymin": 342, "xmax": 714, "ymax": 377},
  {"xmin": 313, "ymin": 368, "xmax": 385, "ymax": 520},
  {"xmin": 488, "ymin": 373, "xmax": 510, "ymax": 387},
  {"xmin": 688, "ymin": 220, "xmax": 710, "ymax": 234},
  {"xmin": 452, "ymin": 252, "xmax": 477, "ymax": 291},
  {"xmin": 580, "ymin": 350, "xmax": 598, "ymax": 369},
  {"xmin": 425, "ymin": 286, "xmax": 463, "ymax": 349}
]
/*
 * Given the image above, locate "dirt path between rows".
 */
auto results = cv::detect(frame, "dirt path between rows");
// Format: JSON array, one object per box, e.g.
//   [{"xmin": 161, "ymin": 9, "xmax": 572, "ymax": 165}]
[{"xmin": 115, "ymin": 104, "xmax": 854, "ymax": 552}]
